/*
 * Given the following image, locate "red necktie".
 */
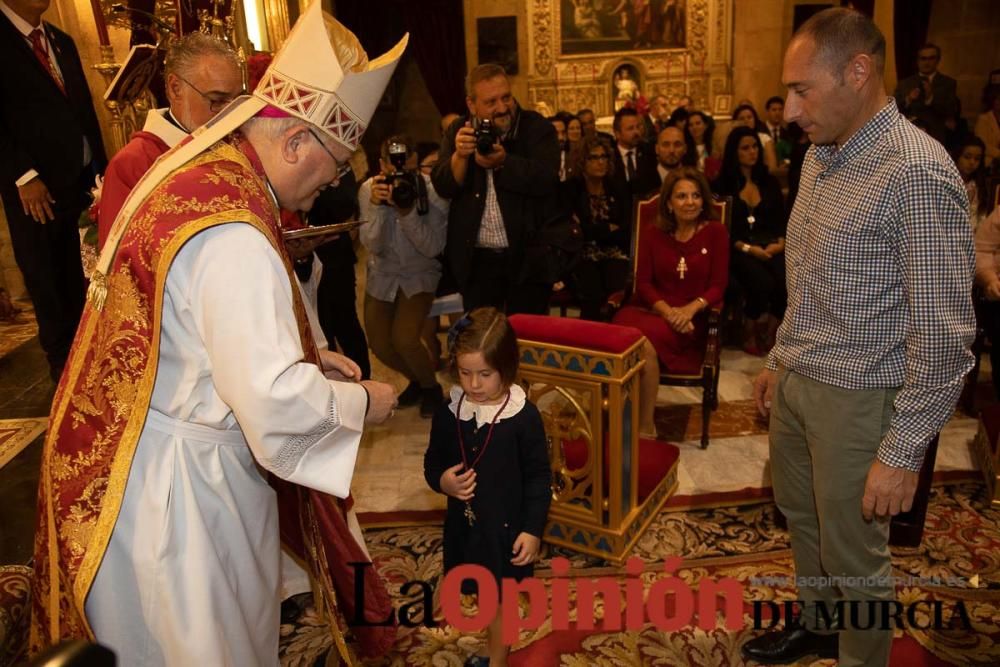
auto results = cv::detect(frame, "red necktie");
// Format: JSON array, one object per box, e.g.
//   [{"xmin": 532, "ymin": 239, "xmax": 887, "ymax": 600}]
[{"xmin": 29, "ymin": 29, "xmax": 66, "ymax": 96}]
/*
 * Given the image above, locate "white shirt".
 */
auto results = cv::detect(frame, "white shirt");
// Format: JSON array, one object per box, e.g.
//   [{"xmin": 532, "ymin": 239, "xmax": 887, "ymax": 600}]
[
  {"xmin": 359, "ymin": 173, "xmax": 449, "ymax": 300},
  {"xmin": 143, "ymin": 108, "xmax": 189, "ymax": 148},
  {"xmin": 617, "ymin": 143, "xmax": 637, "ymax": 180}
]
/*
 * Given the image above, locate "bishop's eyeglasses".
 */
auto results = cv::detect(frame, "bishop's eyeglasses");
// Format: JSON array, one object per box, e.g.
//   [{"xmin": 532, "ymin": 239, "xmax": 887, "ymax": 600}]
[{"xmin": 308, "ymin": 128, "xmax": 354, "ymax": 183}]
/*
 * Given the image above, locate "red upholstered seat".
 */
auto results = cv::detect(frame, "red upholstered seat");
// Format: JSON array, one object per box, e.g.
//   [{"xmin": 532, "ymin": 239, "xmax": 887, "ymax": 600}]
[
  {"xmin": 509, "ymin": 314, "xmax": 643, "ymax": 354},
  {"xmin": 561, "ymin": 435, "xmax": 679, "ymax": 503}
]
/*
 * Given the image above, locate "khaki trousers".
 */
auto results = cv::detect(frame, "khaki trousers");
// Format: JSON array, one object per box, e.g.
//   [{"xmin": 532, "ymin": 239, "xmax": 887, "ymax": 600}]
[
  {"xmin": 364, "ymin": 291, "xmax": 438, "ymax": 387},
  {"xmin": 769, "ymin": 368, "xmax": 898, "ymax": 667}
]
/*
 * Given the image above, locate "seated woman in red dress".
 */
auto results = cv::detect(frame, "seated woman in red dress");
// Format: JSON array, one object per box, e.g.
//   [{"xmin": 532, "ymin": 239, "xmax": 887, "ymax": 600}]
[{"xmin": 613, "ymin": 167, "xmax": 729, "ymax": 437}]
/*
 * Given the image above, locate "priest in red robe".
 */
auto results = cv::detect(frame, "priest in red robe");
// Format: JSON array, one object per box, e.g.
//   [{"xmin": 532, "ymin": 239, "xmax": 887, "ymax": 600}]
[
  {"xmin": 30, "ymin": 3, "xmax": 406, "ymax": 664},
  {"xmin": 97, "ymin": 33, "xmax": 243, "ymax": 250}
]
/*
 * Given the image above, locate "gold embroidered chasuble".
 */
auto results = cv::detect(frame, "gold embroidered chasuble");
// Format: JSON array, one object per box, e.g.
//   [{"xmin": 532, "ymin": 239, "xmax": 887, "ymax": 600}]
[{"xmin": 29, "ymin": 136, "xmax": 394, "ymax": 660}]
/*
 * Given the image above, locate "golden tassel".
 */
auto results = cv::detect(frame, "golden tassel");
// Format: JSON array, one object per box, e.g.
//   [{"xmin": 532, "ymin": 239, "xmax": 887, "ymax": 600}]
[{"xmin": 87, "ymin": 270, "xmax": 108, "ymax": 311}]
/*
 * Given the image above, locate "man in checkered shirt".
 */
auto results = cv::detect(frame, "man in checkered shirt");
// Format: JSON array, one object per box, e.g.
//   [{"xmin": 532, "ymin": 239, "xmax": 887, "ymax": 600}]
[{"xmin": 744, "ymin": 9, "xmax": 974, "ymax": 667}]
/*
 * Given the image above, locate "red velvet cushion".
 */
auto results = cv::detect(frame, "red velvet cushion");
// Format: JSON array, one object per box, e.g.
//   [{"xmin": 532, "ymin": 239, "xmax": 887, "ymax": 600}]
[
  {"xmin": 510, "ymin": 314, "xmax": 643, "ymax": 355},
  {"xmin": 561, "ymin": 436, "xmax": 679, "ymax": 503}
]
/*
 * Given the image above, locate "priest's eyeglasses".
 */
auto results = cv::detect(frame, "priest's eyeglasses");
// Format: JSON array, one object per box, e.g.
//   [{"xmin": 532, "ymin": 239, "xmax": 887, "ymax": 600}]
[
  {"xmin": 175, "ymin": 73, "xmax": 241, "ymax": 113},
  {"xmin": 308, "ymin": 128, "xmax": 353, "ymax": 183}
]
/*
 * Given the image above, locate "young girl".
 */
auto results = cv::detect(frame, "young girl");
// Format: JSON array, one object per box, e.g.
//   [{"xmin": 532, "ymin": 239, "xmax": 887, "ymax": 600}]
[{"xmin": 423, "ymin": 307, "xmax": 552, "ymax": 667}]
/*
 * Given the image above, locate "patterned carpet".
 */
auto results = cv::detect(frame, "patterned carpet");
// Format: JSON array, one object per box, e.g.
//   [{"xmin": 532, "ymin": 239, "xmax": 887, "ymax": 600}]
[
  {"xmin": 279, "ymin": 482, "xmax": 1000, "ymax": 666},
  {"xmin": 0, "ymin": 418, "xmax": 47, "ymax": 470}
]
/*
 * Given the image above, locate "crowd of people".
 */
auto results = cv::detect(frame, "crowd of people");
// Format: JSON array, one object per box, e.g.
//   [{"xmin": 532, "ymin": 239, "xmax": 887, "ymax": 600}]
[{"xmin": 1, "ymin": 0, "xmax": 997, "ymax": 665}]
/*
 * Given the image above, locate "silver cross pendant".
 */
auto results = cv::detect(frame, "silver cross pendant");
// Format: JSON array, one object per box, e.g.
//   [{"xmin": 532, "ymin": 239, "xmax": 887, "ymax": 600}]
[{"xmin": 464, "ymin": 501, "xmax": 476, "ymax": 526}]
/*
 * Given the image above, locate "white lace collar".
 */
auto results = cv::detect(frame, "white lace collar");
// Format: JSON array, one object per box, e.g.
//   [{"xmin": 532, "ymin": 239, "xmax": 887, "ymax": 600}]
[{"xmin": 448, "ymin": 383, "xmax": 526, "ymax": 428}]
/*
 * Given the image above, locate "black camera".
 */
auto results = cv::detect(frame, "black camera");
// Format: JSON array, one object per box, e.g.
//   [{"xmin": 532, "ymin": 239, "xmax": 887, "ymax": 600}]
[
  {"xmin": 386, "ymin": 142, "xmax": 428, "ymax": 215},
  {"xmin": 474, "ymin": 118, "xmax": 498, "ymax": 156}
]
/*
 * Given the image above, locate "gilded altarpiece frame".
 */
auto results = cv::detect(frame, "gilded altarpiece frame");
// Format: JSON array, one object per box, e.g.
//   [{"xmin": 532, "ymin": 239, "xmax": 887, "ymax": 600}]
[{"xmin": 527, "ymin": 0, "xmax": 734, "ymax": 118}]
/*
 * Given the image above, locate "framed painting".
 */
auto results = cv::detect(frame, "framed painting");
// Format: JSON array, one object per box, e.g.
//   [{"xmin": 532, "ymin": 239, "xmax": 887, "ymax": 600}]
[
  {"xmin": 559, "ymin": 0, "xmax": 687, "ymax": 56},
  {"xmin": 712, "ymin": 94, "xmax": 732, "ymax": 117}
]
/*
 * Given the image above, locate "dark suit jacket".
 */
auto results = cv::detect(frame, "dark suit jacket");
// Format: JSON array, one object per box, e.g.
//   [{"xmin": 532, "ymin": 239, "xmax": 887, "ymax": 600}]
[
  {"xmin": 894, "ymin": 72, "xmax": 960, "ymax": 140},
  {"xmin": 432, "ymin": 106, "xmax": 560, "ymax": 287},
  {"xmin": 611, "ymin": 142, "xmax": 659, "ymax": 199},
  {"xmin": 0, "ymin": 14, "xmax": 106, "ymax": 200}
]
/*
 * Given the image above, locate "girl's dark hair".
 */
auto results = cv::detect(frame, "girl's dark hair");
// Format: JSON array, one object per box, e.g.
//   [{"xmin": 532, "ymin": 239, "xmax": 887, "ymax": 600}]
[
  {"xmin": 689, "ymin": 110, "xmax": 716, "ymax": 155},
  {"xmin": 954, "ymin": 135, "xmax": 988, "ymax": 215},
  {"xmin": 448, "ymin": 307, "xmax": 520, "ymax": 388},
  {"xmin": 731, "ymin": 103, "xmax": 766, "ymax": 133},
  {"xmin": 657, "ymin": 167, "xmax": 716, "ymax": 234},
  {"xmin": 716, "ymin": 125, "xmax": 768, "ymax": 196}
]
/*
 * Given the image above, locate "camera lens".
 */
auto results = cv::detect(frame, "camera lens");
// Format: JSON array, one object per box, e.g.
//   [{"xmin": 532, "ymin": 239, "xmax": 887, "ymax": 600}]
[
  {"xmin": 475, "ymin": 119, "xmax": 496, "ymax": 156},
  {"xmin": 390, "ymin": 175, "xmax": 416, "ymax": 208}
]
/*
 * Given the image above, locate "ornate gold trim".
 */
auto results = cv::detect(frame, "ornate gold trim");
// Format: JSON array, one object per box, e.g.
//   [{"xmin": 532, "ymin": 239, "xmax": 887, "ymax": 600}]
[
  {"xmin": 527, "ymin": 0, "xmax": 732, "ymax": 116},
  {"xmin": 68, "ymin": 146, "xmax": 281, "ymax": 632},
  {"xmin": 71, "ymin": 209, "xmax": 275, "ymax": 632}
]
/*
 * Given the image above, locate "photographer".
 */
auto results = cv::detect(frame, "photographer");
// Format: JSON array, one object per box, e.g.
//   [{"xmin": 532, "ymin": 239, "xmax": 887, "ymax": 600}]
[
  {"xmin": 432, "ymin": 63, "xmax": 561, "ymax": 314},
  {"xmin": 360, "ymin": 136, "xmax": 449, "ymax": 418}
]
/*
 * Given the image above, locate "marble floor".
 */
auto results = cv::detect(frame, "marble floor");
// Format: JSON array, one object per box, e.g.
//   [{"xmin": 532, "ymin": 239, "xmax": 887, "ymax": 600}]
[
  {"xmin": 353, "ymin": 345, "xmax": 983, "ymax": 516},
  {"xmin": 0, "ymin": 313, "xmax": 55, "ymax": 565}
]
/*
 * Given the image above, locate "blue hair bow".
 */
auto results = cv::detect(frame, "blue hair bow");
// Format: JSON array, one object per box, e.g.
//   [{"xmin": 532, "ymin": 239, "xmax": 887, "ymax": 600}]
[{"xmin": 447, "ymin": 314, "xmax": 473, "ymax": 353}]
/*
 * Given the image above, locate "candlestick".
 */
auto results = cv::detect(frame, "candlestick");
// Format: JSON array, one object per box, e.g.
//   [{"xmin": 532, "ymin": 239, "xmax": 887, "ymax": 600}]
[{"xmin": 90, "ymin": 0, "xmax": 110, "ymax": 45}]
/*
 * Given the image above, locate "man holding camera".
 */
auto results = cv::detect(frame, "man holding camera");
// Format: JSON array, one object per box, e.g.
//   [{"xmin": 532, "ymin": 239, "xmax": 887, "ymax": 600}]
[
  {"xmin": 432, "ymin": 63, "xmax": 561, "ymax": 314},
  {"xmin": 360, "ymin": 136, "xmax": 449, "ymax": 418}
]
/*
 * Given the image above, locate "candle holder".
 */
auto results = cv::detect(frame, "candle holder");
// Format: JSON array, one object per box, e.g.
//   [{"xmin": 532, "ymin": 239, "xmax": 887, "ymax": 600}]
[{"xmin": 91, "ymin": 44, "xmax": 130, "ymax": 154}]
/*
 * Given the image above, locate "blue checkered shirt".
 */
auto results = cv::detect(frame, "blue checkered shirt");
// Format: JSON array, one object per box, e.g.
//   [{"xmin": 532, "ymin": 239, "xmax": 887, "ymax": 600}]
[{"xmin": 767, "ymin": 99, "xmax": 975, "ymax": 471}]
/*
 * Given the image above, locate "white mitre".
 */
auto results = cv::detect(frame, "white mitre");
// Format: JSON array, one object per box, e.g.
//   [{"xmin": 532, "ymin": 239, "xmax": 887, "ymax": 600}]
[{"xmin": 91, "ymin": 0, "xmax": 407, "ymax": 305}]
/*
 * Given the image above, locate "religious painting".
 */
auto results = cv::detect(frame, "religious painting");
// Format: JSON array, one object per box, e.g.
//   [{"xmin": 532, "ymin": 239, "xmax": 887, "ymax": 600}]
[
  {"xmin": 559, "ymin": 0, "xmax": 687, "ymax": 56},
  {"xmin": 612, "ymin": 63, "xmax": 642, "ymax": 111}
]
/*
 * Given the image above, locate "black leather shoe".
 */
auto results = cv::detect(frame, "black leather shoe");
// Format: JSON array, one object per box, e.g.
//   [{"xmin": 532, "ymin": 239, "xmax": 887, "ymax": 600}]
[
  {"xmin": 741, "ymin": 627, "xmax": 838, "ymax": 664},
  {"xmin": 397, "ymin": 381, "xmax": 421, "ymax": 407}
]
